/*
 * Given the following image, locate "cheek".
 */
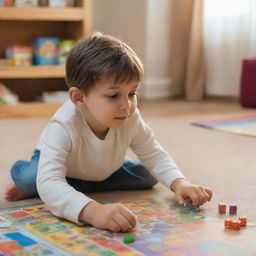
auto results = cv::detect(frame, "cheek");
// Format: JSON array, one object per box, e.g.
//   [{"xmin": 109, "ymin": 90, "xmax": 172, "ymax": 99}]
[
  {"xmin": 130, "ymin": 100, "xmax": 137, "ymax": 114},
  {"xmin": 97, "ymin": 101, "xmax": 115, "ymax": 116}
]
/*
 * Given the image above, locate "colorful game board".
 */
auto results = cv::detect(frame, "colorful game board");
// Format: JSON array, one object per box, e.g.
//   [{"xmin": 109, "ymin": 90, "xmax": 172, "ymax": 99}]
[
  {"xmin": 192, "ymin": 113, "xmax": 256, "ymax": 137},
  {"xmin": 0, "ymin": 199, "xmax": 255, "ymax": 255}
]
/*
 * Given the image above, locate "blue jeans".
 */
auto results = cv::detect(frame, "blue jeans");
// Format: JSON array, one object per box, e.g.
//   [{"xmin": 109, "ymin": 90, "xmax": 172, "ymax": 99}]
[{"xmin": 11, "ymin": 150, "xmax": 157, "ymax": 197}]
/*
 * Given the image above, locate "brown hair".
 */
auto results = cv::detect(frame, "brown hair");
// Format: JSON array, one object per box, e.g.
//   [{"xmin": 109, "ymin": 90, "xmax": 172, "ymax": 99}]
[{"xmin": 65, "ymin": 32, "xmax": 144, "ymax": 94}]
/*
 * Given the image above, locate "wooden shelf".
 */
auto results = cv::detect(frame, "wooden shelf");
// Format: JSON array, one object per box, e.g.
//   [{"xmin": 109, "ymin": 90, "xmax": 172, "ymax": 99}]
[
  {"xmin": 0, "ymin": 0, "xmax": 91, "ymax": 101},
  {"xmin": 0, "ymin": 7, "xmax": 84, "ymax": 21},
  {"xmin": 0, "ymin": 66, "xmax": 65, "ymax": 78},
  {"xmin": 0, "ymin": 102, "xmax": 62, "ymax": 119}
]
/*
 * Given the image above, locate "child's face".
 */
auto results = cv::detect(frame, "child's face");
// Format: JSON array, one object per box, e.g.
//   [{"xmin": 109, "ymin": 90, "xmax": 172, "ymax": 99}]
[{"xmin": 82, "ymin": 79, "xmax": 140, "ymax": 137}]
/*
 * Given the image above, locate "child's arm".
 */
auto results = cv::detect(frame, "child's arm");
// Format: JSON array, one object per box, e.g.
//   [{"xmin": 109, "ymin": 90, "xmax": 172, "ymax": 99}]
[
  {"xmin": 37, "ymin": 121, "xmax": 92, "ymax": 224},
  {"xmin": 78, "ymin": 201, "xmax": 137, "ymax": 232},
  {"xmin": 130, "ymin": 110, "xmax": 213, "ymax": 207},
  {"xmin": 171, "ymin": 178, "xmax": 212, "ymax": 207}
]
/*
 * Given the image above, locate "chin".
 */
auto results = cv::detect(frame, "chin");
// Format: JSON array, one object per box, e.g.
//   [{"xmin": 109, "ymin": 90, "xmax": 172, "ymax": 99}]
[
  {"xmin": 110, "ymin": 123, "xmax": 125, "ymax": 129},
  {"xmin": 111, "ymin": 125, "xmax": 123, "ymax": 130}
]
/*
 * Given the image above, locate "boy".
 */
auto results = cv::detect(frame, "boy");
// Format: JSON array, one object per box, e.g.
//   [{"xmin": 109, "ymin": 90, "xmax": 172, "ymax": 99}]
[{"xmin": 6, "ymin": 32, "xmax": 212, "ymax": 232}]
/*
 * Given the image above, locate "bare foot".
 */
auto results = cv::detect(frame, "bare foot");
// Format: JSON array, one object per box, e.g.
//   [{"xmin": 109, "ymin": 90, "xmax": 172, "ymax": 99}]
[{"xmin": 5, "ymin": 186, "xmax": 28, "ymax": 201}]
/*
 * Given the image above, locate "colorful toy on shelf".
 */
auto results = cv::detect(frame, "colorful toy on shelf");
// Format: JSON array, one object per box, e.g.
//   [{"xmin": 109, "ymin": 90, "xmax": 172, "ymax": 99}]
[
  {"xmin": 38, "ymin": 0, "xmax": 73, "ymax": 7},
  {"xmin": 49, "ymin": 0, "xmax": 67, "ymax": 7},
  {"xmin": 15, "ymin": 0, "xmax": 38, "ymax": 7},
  {"xmin": 0, "ymin": 0, "xmax": 13, "ymax": 6},
  {"xmin": 0, "ymin": 59, "xmax": 13, "ymax": 66},
  {"xmin": 5, "ymin": 45, "xmax": 32, "ymax": 66},
  {"xmin": 33, "ymin": 37, "xmax": 59, "ymax": 65},
  {"xmin": 58, "ymin": 40, "xmax": 74, "ymax": 65},
  {"xmin": 0, "ymin": 84, "xmax": 19, "ymax": 105}
]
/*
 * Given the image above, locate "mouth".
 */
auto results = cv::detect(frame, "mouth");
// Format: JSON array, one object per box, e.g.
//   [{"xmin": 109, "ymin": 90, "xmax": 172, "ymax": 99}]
[{"xmin": 114, "ymin": 116, "xmax": 127, "ymax": 120}]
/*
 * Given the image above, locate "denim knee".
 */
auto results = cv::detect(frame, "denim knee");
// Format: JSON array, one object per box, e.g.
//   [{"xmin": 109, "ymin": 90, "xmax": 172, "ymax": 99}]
[{"xmin": 10, "ymin": 157, "xmax": 39, "ymax": 197}]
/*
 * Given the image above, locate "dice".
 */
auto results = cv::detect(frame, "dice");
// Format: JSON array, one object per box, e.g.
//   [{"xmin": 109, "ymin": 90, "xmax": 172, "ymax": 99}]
[
  {"xmin": 224, "ymin": 219, "xmax": 233, "ymax": 229},
  {"xmin": 229, "ymin": 204, "xmax": 237, "ymax": 215},
  {"xmin": 231, "ymin": 220, "xmax": 241, "ymax": 230},
  {"xmin": 238, "ymin": 216, "xmax": 247, "ymax": 227},
  {"xmin": 224, "ymin": 218, "xmax": 244, "ymax": 230},
  {"xmin": 218, "ymin": 204, "xmax": 226, "ymax": 214},
  {"xmin": 220, "ymin": 203, "xmax": 247, "ymax": 231}
]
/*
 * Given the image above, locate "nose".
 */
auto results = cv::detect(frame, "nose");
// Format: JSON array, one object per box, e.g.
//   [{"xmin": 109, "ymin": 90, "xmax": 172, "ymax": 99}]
[{"xmin": 120, "ymin": 97, "xmax": 131, "ymax": 110}]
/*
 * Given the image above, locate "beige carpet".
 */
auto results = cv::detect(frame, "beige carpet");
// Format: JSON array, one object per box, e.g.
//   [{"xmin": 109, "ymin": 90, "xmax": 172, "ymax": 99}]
[{"xmin": 0, "ymin": 99, "xmax": 255, "ymax": 222}]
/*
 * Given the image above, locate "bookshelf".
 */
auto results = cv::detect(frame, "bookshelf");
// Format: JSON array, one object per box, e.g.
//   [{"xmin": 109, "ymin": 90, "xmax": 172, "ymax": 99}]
[{"xmin": 0, "ymin": 0, "xmax": 92, "ymax": 101}]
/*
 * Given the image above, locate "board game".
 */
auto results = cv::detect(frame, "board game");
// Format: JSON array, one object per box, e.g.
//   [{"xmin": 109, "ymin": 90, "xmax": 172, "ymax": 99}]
[{"xmin": 0, "ymin": 199, "xmax": 255, "ymax": 255}]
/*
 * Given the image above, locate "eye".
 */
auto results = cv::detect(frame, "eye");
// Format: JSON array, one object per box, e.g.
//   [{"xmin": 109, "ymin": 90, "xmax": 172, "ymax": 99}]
[
  {"xmin": 108, "ymin": 94, "xmax": 118, "ymax": 99},
  {"xmin": 129, "ymin": 92, "xmax": 137, "ymax": 98}
]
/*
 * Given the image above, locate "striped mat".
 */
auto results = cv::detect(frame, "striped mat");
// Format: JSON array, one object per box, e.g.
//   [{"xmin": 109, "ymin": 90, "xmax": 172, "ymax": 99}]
[{"xmin": 192, "ymin": 114, "xmax": 256, "ymax": 137}]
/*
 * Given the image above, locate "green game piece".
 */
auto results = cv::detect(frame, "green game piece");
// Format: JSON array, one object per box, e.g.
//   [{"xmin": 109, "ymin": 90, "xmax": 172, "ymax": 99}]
[
  {"xmin": 99, "ymin": 250, "xmax": 116, "ymax": 256},
  {"xmin": 123, "ymin": 234, "xmax": 135, "ymax": 244}
]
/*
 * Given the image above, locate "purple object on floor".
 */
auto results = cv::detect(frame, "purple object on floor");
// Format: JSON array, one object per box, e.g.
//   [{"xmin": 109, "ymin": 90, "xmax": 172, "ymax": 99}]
[
  {"xmin": 240, "ymin": 58, "xmax": 256, "ymax": 107},
  {"xmin": 229, "ymin": 204, "xmax": 237, "ymax": 215}
]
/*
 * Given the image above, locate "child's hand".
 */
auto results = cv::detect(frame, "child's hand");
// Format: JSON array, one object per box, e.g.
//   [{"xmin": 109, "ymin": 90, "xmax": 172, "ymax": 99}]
[
  {"xmin": 171, "ymin": 178, "xmax": 212, "ymax": 207},
  {"xmin": 79, "ymin": 201, "xmax": 137, "ymax": 232}
]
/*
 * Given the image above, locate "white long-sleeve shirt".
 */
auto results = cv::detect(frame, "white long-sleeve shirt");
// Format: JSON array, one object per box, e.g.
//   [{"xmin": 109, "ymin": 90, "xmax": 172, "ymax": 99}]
[{"xmin": 36, "ymin": 100, "xmax": 185, "ymax": 224}]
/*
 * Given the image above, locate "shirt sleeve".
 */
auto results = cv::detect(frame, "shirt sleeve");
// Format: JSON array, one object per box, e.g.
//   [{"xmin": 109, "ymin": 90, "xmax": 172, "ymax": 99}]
[
  {"xmin": 130, "ymin": 110, "xmax": 186, "ymax": 188},
  {"xmin": 36, "ymin": 120, "xmax": 93, "ymax": 224}
]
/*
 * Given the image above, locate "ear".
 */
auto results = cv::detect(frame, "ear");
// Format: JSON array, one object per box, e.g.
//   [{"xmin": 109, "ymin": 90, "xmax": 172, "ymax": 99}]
[{"xmin": 69, "ymin": 87, "xmax": 85, "ymax": 108}]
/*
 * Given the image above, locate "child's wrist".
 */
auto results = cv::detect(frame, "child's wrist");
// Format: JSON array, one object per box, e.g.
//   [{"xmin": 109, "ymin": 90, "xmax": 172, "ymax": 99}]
[
  {"xmin": 78, "ymin": 201, "xmax": 100, "ymax": 224},
  {"xmin": 170, "ymin": 178, "xmax": 188, "ymax": 192}
]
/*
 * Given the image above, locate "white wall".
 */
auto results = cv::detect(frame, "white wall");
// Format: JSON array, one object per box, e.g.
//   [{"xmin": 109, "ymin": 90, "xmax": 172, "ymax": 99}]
[
  {"xmin": 92, "ymin": 0, "xmax": 172, "ymax": 99},
  {"xmin": 143, "ymin": 0, "xmax": 172, "ymax": 99}
]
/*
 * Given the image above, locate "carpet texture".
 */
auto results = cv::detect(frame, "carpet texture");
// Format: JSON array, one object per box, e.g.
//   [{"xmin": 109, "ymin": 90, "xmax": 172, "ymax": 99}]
[{"xmin": 0, "ymin": 99, "xmax": 256, "ymax": 223}]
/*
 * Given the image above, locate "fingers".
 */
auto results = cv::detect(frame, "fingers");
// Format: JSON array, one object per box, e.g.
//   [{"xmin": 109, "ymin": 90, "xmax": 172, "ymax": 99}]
[
  {"xmin": 108, "ymin": 220, "xmax": 122, "ymax": 232},
  {"xmin": 112, "ymin": 213, "xmax": 132, "ymax": 232},
  {"xmin": 188, "ymin": 186, "xmax": 213, "ymax": 207},
  {"xmin": 205, "ymin": 188, "xmax": 213, "ymax": 201},
  {"xmin": 85, "ymin": 202, "xmax": 137, "ymax": 233},
  {"xmin": 107, "ymin": 204, "xmax": 137, "ymax": 232},
  {"xmin": 189, "ymin": 191, "xmax": 200, "ymax": 207},
  {"xmin": 120, "ymin": 206, "xmax": 137, "ymax": 228},
  {"xmin": 175, "ymin": 194, "xmax": 185, "ymax": 205}
]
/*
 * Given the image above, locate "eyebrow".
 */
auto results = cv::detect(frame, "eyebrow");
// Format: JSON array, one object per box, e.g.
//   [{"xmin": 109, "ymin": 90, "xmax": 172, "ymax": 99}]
[
  {"xmin": 107, "ymin": 86, "xmax": 118, "ymax": 90},
  {"xmin": 107, "ymin": 84, "xmax": 139, "ymax": 90}
]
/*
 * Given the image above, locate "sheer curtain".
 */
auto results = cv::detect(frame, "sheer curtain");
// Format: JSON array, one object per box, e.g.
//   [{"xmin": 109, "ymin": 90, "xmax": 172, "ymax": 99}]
[
  {"xmin": 204, "ymin": 0, "xmax": 256, "ymax": 97},
  {"xmin": 169, "ymin": 0, "xmax": 205, "ymax": 100}
]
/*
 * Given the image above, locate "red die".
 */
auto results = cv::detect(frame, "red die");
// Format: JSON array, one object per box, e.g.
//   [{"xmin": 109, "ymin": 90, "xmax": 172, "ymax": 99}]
[
  {"xmin": 238, "ymin": 217, "xmax": 247, "ymax": 227},
  {"xmin": 231, "ymin": 220, "xmax": 241, "ymax": 230},
  {"xmin": 224, "ymin": 219, "xmax": 233, "ymax": 229},
  {"xmin": 218, "ymin": 204, "xmax": 226, "ymax": 214}
]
